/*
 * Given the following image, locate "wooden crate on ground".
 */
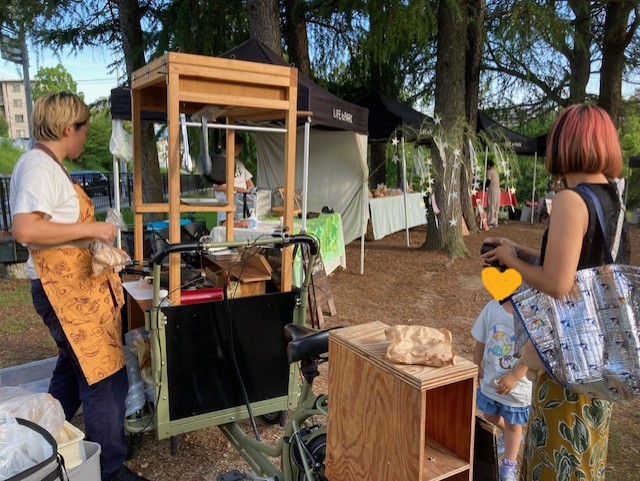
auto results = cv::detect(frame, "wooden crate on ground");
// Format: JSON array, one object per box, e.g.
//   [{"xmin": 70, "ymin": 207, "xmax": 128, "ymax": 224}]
[{"xmin": 327, "ymin": 321, "xmax": 478, "ymax": 481}]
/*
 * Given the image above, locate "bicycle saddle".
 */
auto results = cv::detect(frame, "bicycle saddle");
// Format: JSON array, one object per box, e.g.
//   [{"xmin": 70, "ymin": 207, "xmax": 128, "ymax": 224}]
[{"xmin": 284, "ymin": 324, "xmax": 335, "ymax": 364}]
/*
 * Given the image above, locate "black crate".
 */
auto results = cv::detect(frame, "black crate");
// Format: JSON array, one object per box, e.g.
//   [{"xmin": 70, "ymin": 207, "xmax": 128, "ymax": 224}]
[{"xmin": 0, "ymin": 237, "xmax": 29, "ymax": 263}]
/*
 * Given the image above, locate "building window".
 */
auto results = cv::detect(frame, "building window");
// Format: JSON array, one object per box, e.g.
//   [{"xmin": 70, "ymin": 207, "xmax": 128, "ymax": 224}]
[
  {"xmin": 13, "ymin": 99, "xmax": 22, "ymax": 108},
  {"xmin": 15, "ymin": 114, "xmax": 24, "ymax": 123},
  {"xmin": 12, "ymin": 84, "xmax": 21, "ymax": 92}
]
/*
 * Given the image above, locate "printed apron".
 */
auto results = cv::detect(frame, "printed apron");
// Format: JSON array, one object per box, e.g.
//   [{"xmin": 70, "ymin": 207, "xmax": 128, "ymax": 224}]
[{"xmin": 30, "ymin": 184, "xmax": 126, "ymax": 385}]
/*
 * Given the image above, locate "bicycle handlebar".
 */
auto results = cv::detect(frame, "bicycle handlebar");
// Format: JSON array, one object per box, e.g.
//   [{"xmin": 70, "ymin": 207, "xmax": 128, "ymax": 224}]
[{"xmin": 148, "ymin": 232, "xmax": 319, "ymax": 266}]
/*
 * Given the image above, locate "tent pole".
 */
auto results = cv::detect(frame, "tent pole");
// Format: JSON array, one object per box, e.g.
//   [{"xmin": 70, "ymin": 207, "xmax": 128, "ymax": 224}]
[
  {"xmin": 113, "ymin": 154, "xmax": 122, "ymax": 249},
  {"xmin": 301, "ymin": 117, "xmax": 311, "ymax": 232},
  {"xmin": 482, "ymin": 146, "xmax": 489, "ymax": 223},
  {"xmin": 360, "ymin": 178, "xmax": 367, "ymax": 275},
  {"xmin": 531, "ymin": 152, "xmax": 537, "ymax": 224},
  {"xmin": 401, "ymin": 135, "xmax": 409, "ymax": 247}
]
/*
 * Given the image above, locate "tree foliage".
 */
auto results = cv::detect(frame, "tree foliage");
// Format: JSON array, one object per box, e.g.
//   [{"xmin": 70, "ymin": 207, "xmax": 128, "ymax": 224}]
[{"xmin": 32, "ymin": 64, "xmax": 81, "ymax": 101}]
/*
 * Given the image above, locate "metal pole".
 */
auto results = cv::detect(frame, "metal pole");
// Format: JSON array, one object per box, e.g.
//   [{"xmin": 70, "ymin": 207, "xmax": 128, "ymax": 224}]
[
  {"xmin": 401, "ymin": 135, "xmax": 409, "ymax": 247},
  {"xmin": 530, "ymin": 152, "xmax": 537, "ymax": 224},
  {"xmin": 113, "ymin": 154, "xmax": 122, "ymax": 248},
  {"xmin": 301, "ymin": 117, "xmax": 311, "ymax": 232},
  {"xmin": 360, "ymin": 178, "xmax": 367, "ymax": 275},
  {"xmin": 19, "ymin": 29, "xmax": 33, "ymax": 148},
  {"xmin": 482, "ymin": 146, "xmax": 489, "ymax": 215}
]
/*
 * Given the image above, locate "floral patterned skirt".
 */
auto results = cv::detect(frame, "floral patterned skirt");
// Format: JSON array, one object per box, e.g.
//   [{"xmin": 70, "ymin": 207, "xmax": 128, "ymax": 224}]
[{"xmin": 520, "ymin": 373, "xmax": 612, "ymax": 481}]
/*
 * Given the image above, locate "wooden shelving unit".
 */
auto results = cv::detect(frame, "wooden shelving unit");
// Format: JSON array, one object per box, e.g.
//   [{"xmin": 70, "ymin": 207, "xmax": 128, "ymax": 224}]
[
  {"xmin": 130, "ymin": 52, "xmax": 299, "ymax": 302},
  {"xmin": 327, "ymin": 321, "xmax": 478, "ymax": 481}
]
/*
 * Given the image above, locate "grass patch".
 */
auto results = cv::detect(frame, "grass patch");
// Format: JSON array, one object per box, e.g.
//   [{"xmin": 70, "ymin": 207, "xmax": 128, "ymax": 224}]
[{"xmin": 0, "ymin": 138, "xmax": 23, "ymax": 174}]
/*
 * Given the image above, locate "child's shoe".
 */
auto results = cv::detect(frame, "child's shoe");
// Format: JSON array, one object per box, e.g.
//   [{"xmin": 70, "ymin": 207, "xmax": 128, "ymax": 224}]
[{"xmin": 499, "ymin": 458, "xmax": 517, "ymax": 481}]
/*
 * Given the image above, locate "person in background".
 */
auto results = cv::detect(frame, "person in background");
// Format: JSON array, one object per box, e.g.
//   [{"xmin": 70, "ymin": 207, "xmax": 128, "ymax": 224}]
[
  {"xmin": 486, "ymin": 159, "xmax": 501, "ymax": 227},
  {"xmin": 472, "ymin": 299, "xmax": 532, "ymax": 481},
  {"xmin": 9, "ymin": 92, "xmax": 149, "ymax": 481},
  {"xmin": 535, "ymin": 178, "xmax": 563, "ymax": 223},
  {"xmin": 214, "ymin": 134, "xmax": 255, "ymax": 223},
  {"xmin": 482, "ymin": 104, "xmax": 630, "ymax": 481}
]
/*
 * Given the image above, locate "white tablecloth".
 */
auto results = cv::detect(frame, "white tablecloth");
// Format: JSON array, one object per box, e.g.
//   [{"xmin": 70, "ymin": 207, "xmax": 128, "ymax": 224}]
[{"xmin": 368, "ymin": 192, "xmax": 427, "ymax": 240}]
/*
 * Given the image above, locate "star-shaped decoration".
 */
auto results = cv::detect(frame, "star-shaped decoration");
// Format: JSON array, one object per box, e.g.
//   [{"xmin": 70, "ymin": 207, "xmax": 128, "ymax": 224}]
[
  {"xmin": 434, "ymin": 115, "xmax": 441, "ymax": 125},
  {"xmin": 449, "ymin": 191, "xmax": 459, "ymax": 200},
  {"xmin": 509, "ymin": 187, "xmax": 516, "ymax": 195},
  {"xmin": 453, "ymin": 148, "xmax": 461, "ymax": 158},
  {"xmin": 426, "ymin": 187, "xmax": 433, "ymax": 194},
  {"xmin": 428, "ymin": 177, "xmax": 435, "ymax": 186},
  {"xmin": 473, "ymin": 181, "xmax": 480, "ymax": 190},
  {"xmin": 391, "ymin": 137, "xmax": 399, "ymax": 146},
  {"xmin": 426, "ymin": 158, "xmax": 433, "ymax": 166},
  {"xmin": 449, "ymin": 217, "xmax": 458, "ymax": 227},
  {"xmin": 391, "ymin": 154, "xmax": 399, "ymax": 164},
  {"xmin": 504, "ymin": 169, "xmax": 511, "ymax": 177},
  {"xmin": 471, "ymin": 188, "xmax": 478, "ymax": 196}
]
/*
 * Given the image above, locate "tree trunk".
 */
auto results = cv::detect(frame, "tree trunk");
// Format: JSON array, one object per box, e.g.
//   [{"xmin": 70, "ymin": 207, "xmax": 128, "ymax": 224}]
[
  {"xmin": 462, "ymin": 0, "xmax": 485, "ymax": 234},
  {"xmin": 283, "ymin": 0, "xmax": 311, "ymax": 77},
  {"xmin": 599, "ymin": 1, "xmax": 639, "ymax": 126},
  {"xmin": 424, "ymin": 0, "xmax": 468, "ymax": 257},
  {"xmin": 117, "ymin": 0, "xmax": 163, "ymax": 206},
  {"xmin": 567, "ymin": 0, "xmax": 593, "ymax": 104},
  {"xmin": 247, "ymin": 0, "xmax": 282, "ymax": 56},
  {"xmin": 370, "ymin": 143, "xmax": 387, "ymax": 189}
]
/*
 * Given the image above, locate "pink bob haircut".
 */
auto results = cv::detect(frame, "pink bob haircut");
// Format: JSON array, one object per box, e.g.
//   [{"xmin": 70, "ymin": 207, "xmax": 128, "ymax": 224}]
[{"xmin": 546, "ymin": 104, "xmax": 622, "ymax": 178}]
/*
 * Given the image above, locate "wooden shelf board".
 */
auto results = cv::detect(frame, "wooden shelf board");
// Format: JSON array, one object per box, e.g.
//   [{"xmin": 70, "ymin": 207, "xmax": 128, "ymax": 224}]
[{"xmin": 423, "ymin": 437, "xmax": 470, "ymax": 481}]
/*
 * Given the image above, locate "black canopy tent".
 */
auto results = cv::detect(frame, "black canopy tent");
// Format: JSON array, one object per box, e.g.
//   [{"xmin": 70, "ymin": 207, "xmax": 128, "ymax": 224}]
[
  {"xmin": 110, "ymin": 87, "xmax": 166, "ymax": 122},
  {"xmin": 476, "ymin": 111, "xmax": 540, "ymax": 156},
  {"xmin": 354, "ymin": 91, "xmax": 434, "ymax": 247},
  {"xmin": 220, "ymin": 39, "xmax": 368, "ymax": 134},
  {"xmin": 355, "ymin": 91, "xmax": 431, "ymax": 143}
]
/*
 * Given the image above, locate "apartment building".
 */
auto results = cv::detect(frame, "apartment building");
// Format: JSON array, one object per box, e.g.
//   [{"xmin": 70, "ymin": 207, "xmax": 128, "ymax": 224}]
[{"xmin": 0, "ymin": 79, "xmax": 32, "ymax": 140}]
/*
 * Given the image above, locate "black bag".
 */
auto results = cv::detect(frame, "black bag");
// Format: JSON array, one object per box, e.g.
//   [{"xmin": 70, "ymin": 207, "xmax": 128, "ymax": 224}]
[{"xmin": 8, "ymin": 418, "xmax": 65, "ymax": 481}]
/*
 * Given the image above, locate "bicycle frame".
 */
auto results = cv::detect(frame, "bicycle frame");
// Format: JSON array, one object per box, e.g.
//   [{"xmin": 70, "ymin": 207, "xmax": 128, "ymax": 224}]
[
  {"xmin": 219, "ymin": 371, "xmax": 328, "ymax": 480},
  {"xmin": 134, "ymin": 234, "xmax": 327, "ymax": 480}
]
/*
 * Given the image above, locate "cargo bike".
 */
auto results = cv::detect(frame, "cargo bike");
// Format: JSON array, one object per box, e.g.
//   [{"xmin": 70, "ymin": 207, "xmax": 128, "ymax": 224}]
[{"xmin": 124, "ymin": 233, "xmax": 331, "ymax": 481}]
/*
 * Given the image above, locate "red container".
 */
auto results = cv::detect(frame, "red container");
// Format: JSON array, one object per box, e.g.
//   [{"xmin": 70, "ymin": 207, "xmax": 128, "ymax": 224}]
[{"xmin": 180, "ymin": 287, "xmax": 224, "ymax": 305}]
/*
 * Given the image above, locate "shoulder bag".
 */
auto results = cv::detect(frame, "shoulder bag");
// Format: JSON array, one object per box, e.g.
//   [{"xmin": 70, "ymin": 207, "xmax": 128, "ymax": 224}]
[{"xmin": 511, "ymin": 185, "xmax": 640, "ymax": 402}]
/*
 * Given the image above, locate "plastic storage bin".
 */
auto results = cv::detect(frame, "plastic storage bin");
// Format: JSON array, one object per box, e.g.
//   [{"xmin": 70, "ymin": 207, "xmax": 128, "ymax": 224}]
[
  {"xmin": 58, "ymin": 421, "xmax": 86, "ymax": 470},
  {"xmin": 68, "ymin": 441, "xmax": 101, "ymax": 481}
]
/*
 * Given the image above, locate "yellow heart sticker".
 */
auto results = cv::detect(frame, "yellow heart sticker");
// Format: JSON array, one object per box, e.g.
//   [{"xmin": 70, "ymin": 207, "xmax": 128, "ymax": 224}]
[{"xmin": 481, "ymin": 267, "xmax": 523, "ymax": 301}]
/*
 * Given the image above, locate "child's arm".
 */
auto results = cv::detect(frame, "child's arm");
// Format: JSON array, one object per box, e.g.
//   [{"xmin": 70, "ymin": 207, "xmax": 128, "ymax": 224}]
[
  {"xmin": 472, "ymin": 341, "xmax": 485, "ymax": 380},
  {"xmin": 495, "ymin": 361, "xmax": 528, "ymax": 395}
]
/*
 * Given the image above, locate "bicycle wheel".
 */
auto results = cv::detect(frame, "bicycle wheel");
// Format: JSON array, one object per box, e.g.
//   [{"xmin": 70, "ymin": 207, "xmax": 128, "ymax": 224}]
[{"xmin": 294, "ymin": 433, "xmax": 327, "ymax": 481}]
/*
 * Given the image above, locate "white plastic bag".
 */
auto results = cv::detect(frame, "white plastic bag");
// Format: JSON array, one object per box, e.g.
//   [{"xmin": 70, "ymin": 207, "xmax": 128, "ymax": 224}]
[
  {"xmin": 91, "ymin": 208, "xmax": 131, "ymax": 276},
  {"xmin": 109, "ymin": 119, "xmax": 133, "ymax": 162},
  {"xmin": 0, "ymin": 411, "xmax": 54, "ymax": 480},
  {"xmin": 0, "ymin": 387, "xmax": 65, "ymax": 441}
]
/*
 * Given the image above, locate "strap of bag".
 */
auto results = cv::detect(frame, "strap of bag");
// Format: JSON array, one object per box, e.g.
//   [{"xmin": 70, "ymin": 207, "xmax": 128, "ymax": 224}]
[
  {"xmin": 574, "ymin": 184, "xmax": 624, "ymax": 264},
  {"xmin": 13, "ymin": 418, "xmax": 65, "ymax": 481}
]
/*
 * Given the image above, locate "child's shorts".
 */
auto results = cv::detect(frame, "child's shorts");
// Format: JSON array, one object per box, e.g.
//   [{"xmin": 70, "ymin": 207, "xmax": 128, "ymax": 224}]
[{"xmin": 477, "ymin": 390, "xmax": 530, "ymax": 425}]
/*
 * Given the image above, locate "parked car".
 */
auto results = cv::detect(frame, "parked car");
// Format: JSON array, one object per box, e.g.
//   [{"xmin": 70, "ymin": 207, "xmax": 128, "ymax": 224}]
[{"xmin": 70, "ymin": 171, "xmax": 110, "ymax": 198}]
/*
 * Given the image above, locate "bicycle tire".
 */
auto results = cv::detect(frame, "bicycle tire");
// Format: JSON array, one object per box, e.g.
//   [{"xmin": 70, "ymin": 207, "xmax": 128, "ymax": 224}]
[{"xmin": 294, "ymin": 433, "xmax": 327, "ymax": 481}]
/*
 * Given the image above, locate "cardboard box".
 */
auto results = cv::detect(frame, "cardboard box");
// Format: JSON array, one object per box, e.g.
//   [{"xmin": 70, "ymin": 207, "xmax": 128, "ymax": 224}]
[{"xmin": 203, "ymin": 248, "xmax": 272, "ymax": 298}]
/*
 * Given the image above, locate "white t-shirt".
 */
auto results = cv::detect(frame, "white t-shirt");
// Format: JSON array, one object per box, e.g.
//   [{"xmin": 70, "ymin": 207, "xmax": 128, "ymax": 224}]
[
  {"xmin": 9, "ymin": 150, "xmax": 80, "ymax": 279},
  {"xmin": 471, "ymin": 300, "xmax": 532, "ymax": 408}
]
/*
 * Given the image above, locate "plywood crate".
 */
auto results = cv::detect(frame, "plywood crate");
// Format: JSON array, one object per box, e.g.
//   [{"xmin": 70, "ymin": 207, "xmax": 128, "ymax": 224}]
[{"xmin": 327, "ymin": 321, "xmax": 478, "ymax": 481}]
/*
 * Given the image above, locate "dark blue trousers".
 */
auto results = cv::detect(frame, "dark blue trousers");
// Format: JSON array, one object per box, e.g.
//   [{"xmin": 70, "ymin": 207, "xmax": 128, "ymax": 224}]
[{"xmin": 31, "ymin": 280, "xmax": 128, "ymax": 481}]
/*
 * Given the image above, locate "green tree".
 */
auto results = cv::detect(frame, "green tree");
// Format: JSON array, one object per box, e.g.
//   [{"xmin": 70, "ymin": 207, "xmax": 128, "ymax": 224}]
[
  {"xmin": 77, "ymin": 105, "xmax": 112, "ymax": 171},
  {"xmin": 0, "ymin": 116, "xmax": 8, "ymax": 137},
  {"xmin": 32, "ymin": 64, "xmax": 81, "ymax": 101}
]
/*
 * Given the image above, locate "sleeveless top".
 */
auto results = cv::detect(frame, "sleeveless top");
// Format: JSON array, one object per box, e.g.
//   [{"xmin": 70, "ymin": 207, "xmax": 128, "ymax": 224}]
[{"xmin": 540, "ymin": 181, "xmax": 630, "ymax": 268}]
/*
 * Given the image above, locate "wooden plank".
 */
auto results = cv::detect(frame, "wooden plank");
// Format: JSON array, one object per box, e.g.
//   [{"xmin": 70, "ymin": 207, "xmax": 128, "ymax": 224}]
[
  {"xmin": 329, "ymin": 323, "xmax": 477, "ymax": 391},
  {"xmin": 171, "ymin": 63, "xmax": 292, "ymax": 89},
  {"xmin": 167, "ymin": 71, "xmax": 181, "ymax": 304},
  {"xmin": 166, "ymin": 51, "xmax": 295, "ymax": 78},
  {"xmin": 326, "ymin": 340, "xmax": 424, "ymax": 481},
  {"xmin": 424, "ymin": 377, "xmax": 476, "ymax": 466},
  {"xmin": 423, "ymin": 438, "xmax": 470, "ymax": 481},
  {"xmin": 131, "ymin": 89, "xmax": 144, "ymax": 264},
  {"xmin": 177, "ymin": 87, "xmax": 290, "ymax": 111}
]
